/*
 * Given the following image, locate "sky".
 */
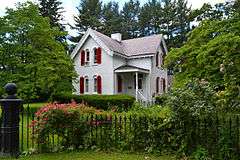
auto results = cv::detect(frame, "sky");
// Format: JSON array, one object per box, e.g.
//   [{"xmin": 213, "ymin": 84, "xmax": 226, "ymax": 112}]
[{"xmin": 0, "ymin": 0, "xmax": 226, "ymax": 36}]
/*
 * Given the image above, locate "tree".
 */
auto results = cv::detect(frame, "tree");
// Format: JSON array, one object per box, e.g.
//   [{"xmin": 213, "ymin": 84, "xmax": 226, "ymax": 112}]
[
  {"xmin": 70, "ymin": 0, "xmax": 103, "ymax": 43},
  {"xmin": 121, "ymin": 0, "xmax": 141, "ymax": 39},
  {"xmin": 0, "ymin": 2, "xmax": 76, "ymax": 100},
  {"xmin": 139, "ymin": 0, "xmax": 162, "ymax": 36},
  {"xmin": 165, "ymin": 15, "xmax": 240, "ymax": 108},
  {"xmin": 39, "ymin": 0, "xmax": 64, "ymax": 29},
  {"xmin": 102, "ymin": 1, "xmax": 122, "ymax": 36}
]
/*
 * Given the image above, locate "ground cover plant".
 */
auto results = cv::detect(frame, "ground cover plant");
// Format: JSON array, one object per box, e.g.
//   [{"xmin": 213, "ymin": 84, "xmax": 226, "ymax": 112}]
[{"xmin": 2, "ymin": 151, "xmax": 175, "ymax": 160}]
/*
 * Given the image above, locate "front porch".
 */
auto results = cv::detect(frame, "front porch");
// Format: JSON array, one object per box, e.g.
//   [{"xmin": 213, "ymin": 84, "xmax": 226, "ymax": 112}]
[{"xmin": 114, "ymin": 65, "xmax": 151, "ymax": 102}]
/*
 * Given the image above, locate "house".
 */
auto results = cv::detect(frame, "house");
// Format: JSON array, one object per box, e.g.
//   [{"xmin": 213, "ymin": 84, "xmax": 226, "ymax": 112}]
[{"xmin": 71, "ymin": 28, "xmax": 170, "ymax": 102}]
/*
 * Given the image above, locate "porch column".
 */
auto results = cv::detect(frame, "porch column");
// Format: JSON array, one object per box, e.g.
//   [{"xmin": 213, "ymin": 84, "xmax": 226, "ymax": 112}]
[{"xmin": 135, "ymin": 72, "xmax": 138, "ymax": 101}]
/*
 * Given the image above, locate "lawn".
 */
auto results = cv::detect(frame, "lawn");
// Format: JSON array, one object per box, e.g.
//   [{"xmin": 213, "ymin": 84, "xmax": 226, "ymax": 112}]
[{"xmin": 3, "ymin": 151, "xmax": 175, "ymax": 160}]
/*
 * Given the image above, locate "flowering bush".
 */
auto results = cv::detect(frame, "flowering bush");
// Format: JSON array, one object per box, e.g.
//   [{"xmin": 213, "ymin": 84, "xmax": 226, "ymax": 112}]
[{"xmin": 31, "ymin": 101, "xmax": 103, "ymax": 151}]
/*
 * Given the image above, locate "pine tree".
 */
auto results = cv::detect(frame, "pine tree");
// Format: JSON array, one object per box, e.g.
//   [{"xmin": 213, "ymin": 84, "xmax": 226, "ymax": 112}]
[
  {"xmin": 39, "ymin": 0, "xmax": 64, "ymax": 29},
  {"xmin": 174, "ymin": 0, "xmax": 191, "ymax": 47},
  {"xmin": 121, "ymin": 0, "xmax": 141, "ymax": 39},
  {"xmin": 139, "ymin": 0, "xmax": 162, "ymax": 36},
  {"xmin": 70, "ymin": 0, "xmax": 103, "ymax": 43},
  {"xmin": 102, "ymin": 1, "xmax": 122, "ymax": 36}
]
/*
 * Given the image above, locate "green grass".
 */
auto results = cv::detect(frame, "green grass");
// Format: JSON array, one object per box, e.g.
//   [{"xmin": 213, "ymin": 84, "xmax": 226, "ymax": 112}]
[
  {"xmin": 3, "ymin": 151, "xmax": 175, "ymax": 160},
  {"xmin": 23, "ymin": 102, "xmax": 47, "ymax": 113}
]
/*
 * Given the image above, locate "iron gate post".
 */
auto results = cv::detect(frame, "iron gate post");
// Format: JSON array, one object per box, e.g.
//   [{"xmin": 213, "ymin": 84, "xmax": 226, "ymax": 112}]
[{"xmin": 0, "ymin": 83, "xmax": 23, "ymax": 158}]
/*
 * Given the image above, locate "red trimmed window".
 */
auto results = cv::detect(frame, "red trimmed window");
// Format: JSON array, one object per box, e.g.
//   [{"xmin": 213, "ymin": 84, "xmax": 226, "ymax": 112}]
[
  {"xmin": 156, "ymin": 77, "xmax": 159, "ymax": 93},
  {"xmin": 161, "ymin": 78, "xmax": 166, "ymax": 93},
  {"xmin": 85, "ymin": 49, "xmax": 90, "ymax": 65},
  {"xmin": 94, "ymin": 48, "xmax": 98, "ymax": 64},
  {"xmin": 97, "ymin": 47, "xmax": 102, "ymax": 64},
  {"xmin": 80, "ymin": 50, "xmax": 85, "ymax": 66},
  {"xmin": 80, "ymin": 76, "xmax": 84, "ymax": 94},
  {"xmin": 97, "ymin": 75, "xmax": 102, "ymax": 94},
  {"xmin": 117, "ymin": 75, "xmax": 122, "ymax": 93},
  {"xmin": 156, "ymin": 52, "xmax": 159, "ymax": 67}
]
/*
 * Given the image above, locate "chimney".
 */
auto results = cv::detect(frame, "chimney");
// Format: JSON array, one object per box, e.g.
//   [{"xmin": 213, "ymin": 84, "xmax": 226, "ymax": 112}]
[{"xmin": 111, "ymin": 33, "xmax": 122, "ymax": 42}]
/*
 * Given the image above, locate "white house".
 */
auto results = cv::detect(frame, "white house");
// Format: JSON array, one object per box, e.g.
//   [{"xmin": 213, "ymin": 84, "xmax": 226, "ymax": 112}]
[{"xmin": 71, "ymin": 28, "xmax": 170, "ymax": 102}]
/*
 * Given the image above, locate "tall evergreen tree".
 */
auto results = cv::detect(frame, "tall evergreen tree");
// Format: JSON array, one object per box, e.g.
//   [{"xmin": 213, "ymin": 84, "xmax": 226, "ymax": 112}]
[
  {"xmin": 39, "ymin": 0, "xmax": 64, "ymax": 29},
  {"xmin": 70, "ymin": 0, "xmax": 103, "ymax": 43},
  {"xmin": 174, "ymin": 0, "xmax": 191, "ymax": 47},
  {"xmin": 102, "ymin": 1, "xmax": 122, "ymax": 36},
  {"xmin": 139, "ymin": 0, "xmax": 162, "ymax": 36},
  {"xmin": 121, "ymin": 0, "xmax": 141, "ymax": 39}
]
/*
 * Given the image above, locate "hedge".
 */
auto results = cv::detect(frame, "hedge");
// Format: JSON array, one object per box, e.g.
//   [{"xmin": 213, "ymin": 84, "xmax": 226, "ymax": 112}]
[{"xmin": 51, "ymin": 93, "xmax": 135, "ymax": 110}]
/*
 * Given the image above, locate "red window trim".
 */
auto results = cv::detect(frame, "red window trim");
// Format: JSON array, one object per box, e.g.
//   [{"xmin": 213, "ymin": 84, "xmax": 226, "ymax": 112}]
[
  {"xmin": 117, "ymin": 75, "xmax": 122, "ymax": 93},
  {"xmin": 97, "ymin": 47, "xmax": 102, "ymax": 64},
  {"xmin": 80, "ymin": 76, "xmax": 84, "ymax": 94},
  {"xmin": 97, "ymin": 75, "xmax": 102, "ymax": 94},
  {"xmin": 80, "ymin": 50, "xmax": 85, "ymax": 66},
  {"xmin": 156, "ymin": 77, "xmax": 159, "ymax": 93}
]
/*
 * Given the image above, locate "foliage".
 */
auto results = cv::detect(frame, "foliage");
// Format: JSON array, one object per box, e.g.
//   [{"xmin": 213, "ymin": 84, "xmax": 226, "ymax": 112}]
[
  {"xmin": 70, "ymin": 0, "xmax": 103, "ymax": 42},
  {"xmin": 38, "ymin": 0, "xmax": 64, "ymax": 29},
  {"xmin": 51, "ymin": 93, "xmax": 135, "ymax": 111},
  {"xmin": 16, "ymin": 151, "xmax": 175, "ymax": 160},
  {"xmin": 166, "ymin": 80, "xmax": 218, "ymax": 119},
  {"xmin": 121, "ymin": 0, "xmax": 141, "ymax": 39},
  {"xmin": 0, "ymin": 2, "xmax": 76, "ymax": 100},
  {"xmin": 192, "ymin": 146, "xmax": 211, "ymax": 160},
  {"xmin": 31, "ymin": 102, "xmax": 101, "ymax": 151},
  {"xmin": 70, "ymin": 0, "xmax": 234, "ymax": 48},
  {"xmin": 102, "ymin": 2, "xmax": 122, "ymax": 36},
  {"xmin": 165, "ymin": 15, "xmax": 240, "ymax": 109},
  {"xmin": 155, "ymin": 94, "xmax": 168, "ymax": 106}
]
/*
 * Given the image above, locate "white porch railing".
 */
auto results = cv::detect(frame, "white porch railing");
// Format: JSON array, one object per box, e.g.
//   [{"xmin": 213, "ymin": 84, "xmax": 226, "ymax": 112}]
[{"xmin": 137, "ymin": 90, "xmax": 147, "ymax": 102}]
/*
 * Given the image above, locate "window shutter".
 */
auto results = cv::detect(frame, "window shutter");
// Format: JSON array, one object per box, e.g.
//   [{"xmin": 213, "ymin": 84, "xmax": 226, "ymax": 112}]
[
  {"xmin": 156, "ymin": 52, "xmax": 159, "ymax": 67},
  {"xmin": 156, "ymin": 77, "xmax": 159, "ymax": 93},
  {"xmin": 81, "ymin": 50, "xmax": 85, "ymax": 66},
  {"xmin": 97, "ymin": 75, "xmax": 102, "ymax": 94},
  {"xmin": 117, "ymin": 75, "xmax": 122, "ymax": 93},
  {"xmin": 162, "ymin": 78, "xmax": 166, "ymax": 92},
  {"xmin": 97, "ymin": 47, "xmax": 102, "ymax": 64},
  {"xmin": 80, "ymin": 77, "xmax": 84, "ymax": 94}
]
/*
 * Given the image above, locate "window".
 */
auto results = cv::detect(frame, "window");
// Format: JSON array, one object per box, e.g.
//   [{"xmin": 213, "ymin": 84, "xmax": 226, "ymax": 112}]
[
  {"xmin": 80, "ymin": 76, "xmax": 84, "ymax": 94},
  {"xmin": 134, "ymin": 74, "xmax": 143, "ymax": 90},
  {"xmin": 85, "ymin": 49, "xmax": 90, "ymax": 65},
  {"xmin": 85, "ymin": 76, "xmax": 89, "ymax": 93},
  {"xmin": 93, "ymin": 48, "xmax": 98, "ymax": 64},
  {"xmin": 93, "ymin": 75, "xmax": 102, "ymax": 94},
  {"xmin": 156, "ymin": 77, "xmax": 159, "ymax": 93},
  {"xmin": 93, "ymin": 76, "xmax": 97, "ymax": 93},
  {"xmin": 161, "ymin": 78, "xmax": 166, "ymax": 93},
  {"xmin": 156, "ymin": 52, "xmax": 159, "ymax": 67},
  {"xmin": 117, "ymin": 75, "xmax": 122, "ymax": 93}
]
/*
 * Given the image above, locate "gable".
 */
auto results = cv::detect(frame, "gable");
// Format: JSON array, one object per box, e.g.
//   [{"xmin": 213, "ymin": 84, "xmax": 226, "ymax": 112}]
[{"xmin": 71, "ymin": 29, "xmax": 112, "ymax": 60}]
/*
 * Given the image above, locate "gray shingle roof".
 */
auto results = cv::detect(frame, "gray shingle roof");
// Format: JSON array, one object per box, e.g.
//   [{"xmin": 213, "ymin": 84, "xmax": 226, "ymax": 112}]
[{"xmin": 92, "ymin": 30, "xmax": 162, "ymax": 57}]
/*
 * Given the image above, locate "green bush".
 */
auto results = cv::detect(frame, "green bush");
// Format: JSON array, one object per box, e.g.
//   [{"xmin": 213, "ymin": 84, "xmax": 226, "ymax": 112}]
[
  {"xmin": 155, "ymin": 94, "xmax": 168, "ymax": 106},
  {"xmin": 51, "ymin": 93, "xmax": 135, "ymax": 111}
]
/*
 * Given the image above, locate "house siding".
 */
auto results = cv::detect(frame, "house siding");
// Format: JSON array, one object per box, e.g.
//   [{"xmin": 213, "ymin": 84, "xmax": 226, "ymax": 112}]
[
  {"xmin": 150, "ymin": 47, "xmax": 168, "ymax": 98},
  {"xmin": 73, "ymin": 37, "xmax": 114, "ymax": 95}
]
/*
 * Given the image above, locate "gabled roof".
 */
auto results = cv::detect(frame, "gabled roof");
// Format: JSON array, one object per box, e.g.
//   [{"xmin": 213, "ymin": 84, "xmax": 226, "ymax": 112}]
[{"xmin": 71, "ymin": 28, "xmax": 166, "ymax": 59}]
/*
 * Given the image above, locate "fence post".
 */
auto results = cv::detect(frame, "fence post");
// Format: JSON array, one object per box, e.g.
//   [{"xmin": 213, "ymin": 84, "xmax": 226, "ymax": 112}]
[{"xmin": 0, "ymin": 83, "xmax": 23, "ymax": 158}]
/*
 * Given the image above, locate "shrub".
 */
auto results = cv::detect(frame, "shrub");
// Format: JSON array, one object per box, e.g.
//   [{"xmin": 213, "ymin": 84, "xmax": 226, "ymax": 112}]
[
  {"xmin": 51, "ymin": 93, "xmax": 135, "ymax": 111},
  {"xmin": 31, "ymin": 102, "xmax": 103, "ymax": 151},
  {"xmin": 155, "ymin": 94, "xmax": 168, "ymax": 106}
]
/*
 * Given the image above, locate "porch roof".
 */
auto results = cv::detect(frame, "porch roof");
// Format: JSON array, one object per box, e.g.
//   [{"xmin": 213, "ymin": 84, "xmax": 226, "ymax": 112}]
[{"xmin": 114, "ymin": 65, "xmax": 150, "ymax": 74}]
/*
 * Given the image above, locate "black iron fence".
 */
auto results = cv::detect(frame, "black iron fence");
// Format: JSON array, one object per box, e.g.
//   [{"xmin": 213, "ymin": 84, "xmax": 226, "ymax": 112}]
[{"xmin": 19, "ymin": 105, "xmax": 240, "ymax": 159}]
